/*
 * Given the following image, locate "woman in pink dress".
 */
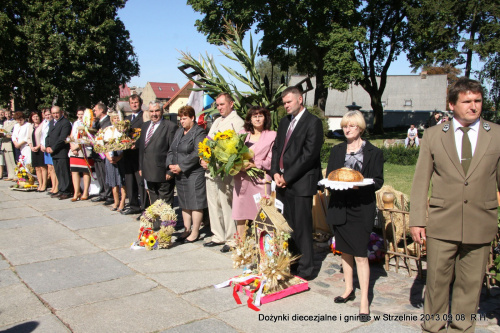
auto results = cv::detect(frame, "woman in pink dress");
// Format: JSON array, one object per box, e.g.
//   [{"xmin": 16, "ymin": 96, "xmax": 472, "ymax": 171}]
[{"xmin": 232, "ymin": 106, "xmax": 276, "ymax": 241}]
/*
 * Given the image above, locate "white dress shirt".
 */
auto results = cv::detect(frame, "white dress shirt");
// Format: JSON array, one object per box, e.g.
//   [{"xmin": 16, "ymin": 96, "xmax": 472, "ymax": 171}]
[{"xmin": 453, "ymin": 118, "xmax": 479, "ymax": 161}]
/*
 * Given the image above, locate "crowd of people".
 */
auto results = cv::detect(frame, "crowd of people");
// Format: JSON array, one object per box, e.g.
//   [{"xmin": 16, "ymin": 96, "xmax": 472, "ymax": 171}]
[{"xmin": 0, "ymin": 78, "xmax": 496, "ymax": 331}]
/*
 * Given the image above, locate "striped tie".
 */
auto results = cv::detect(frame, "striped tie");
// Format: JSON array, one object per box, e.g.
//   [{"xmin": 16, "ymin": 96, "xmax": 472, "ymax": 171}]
[
  {"xmin": 145, "ymin": 122, "xmax": 156, "ymax": 147},
  {"xmin": 279, "ymin": 117, "xmax": 296, "ymax": 170}
]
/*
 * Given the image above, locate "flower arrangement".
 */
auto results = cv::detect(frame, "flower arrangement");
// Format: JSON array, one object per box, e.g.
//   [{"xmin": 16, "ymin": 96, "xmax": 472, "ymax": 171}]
[
  {"xmin": 329, "ymin": 236, "xmax": 342, "ymax": 255},
  {"xmin": 131, "ymin": 200, "xmax": 177, "ymax": 250},
  {"xmin": 198, "ymin": 129, "xmax": 264, "ymax": 179},
  {"xmin": 93, "ymin": 120, "xmax": 141, "ymax": 153},
  {"xmin": 12, "ymin": 159, "xmax": 37, "ymax": 189},
  {"xmin": 231, "ymin": 228, "xmax": 257, "ymax": 269},
  {"xmin": 367, "ymin": 232, "xmax": 384, "ymax": 263},
  {"xmin": 258, "ymin": 231, "xmax": 299, "ymax": 293}
]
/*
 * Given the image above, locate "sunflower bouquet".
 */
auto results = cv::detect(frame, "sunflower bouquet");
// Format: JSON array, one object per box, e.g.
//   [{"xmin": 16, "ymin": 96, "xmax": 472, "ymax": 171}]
[
  {"xmin": 198, "ymin": 129, "xmax": 265, "ymax": 180},
  {"xmin": 13, "ymin": 160, "xmax": 37, "ymax": 189}
]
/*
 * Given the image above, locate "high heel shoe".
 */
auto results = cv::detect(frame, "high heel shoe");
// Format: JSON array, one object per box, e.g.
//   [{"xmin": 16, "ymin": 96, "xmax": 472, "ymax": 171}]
[
  {"xmin": 359, "ymin": 312, "xmax": 371, "ymax": 322},
  {"xmin": 71, "ymin": 195, "xmax": 81, "ymax": 202},
  {"xmin": 334, "ymin": 290, "xmax": 355, "ymax": 303},
  {"xmin": 80, "ymin": 196, "xmax": 89, "ymax": 200}
]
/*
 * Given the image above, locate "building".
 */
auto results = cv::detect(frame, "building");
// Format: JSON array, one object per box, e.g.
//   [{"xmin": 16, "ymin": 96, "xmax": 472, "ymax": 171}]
[
  {"xmin": 141, "ymin": 82, "xmax": 180, "ymax": 106},
  {"xmin": 289, "ymin": 73, "xmax": 448, "ymax": 130},
  {"xmin": 162, "ymin": 81, "xmax": 193, "ymax": 114}
]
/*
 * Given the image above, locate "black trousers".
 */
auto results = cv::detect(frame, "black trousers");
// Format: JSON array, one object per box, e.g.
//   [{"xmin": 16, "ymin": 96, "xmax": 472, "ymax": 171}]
[
  {"xmin": 94, "ymin": 159, "xmax": 111, "ymax": 199},
  {"xmin": 277, "ymin": 188, "xmax": 314, "ymax": 278},
  {"xmin": 125, "ymin": 169, "xmax": 145, "ymax": 211},
  {"xmin": 146, "ymin": 179, "xmax": 175, "ymax": 207},
  {"xmin": 53, "ymin": 157, "xmax": 71, "ymax": 194}
]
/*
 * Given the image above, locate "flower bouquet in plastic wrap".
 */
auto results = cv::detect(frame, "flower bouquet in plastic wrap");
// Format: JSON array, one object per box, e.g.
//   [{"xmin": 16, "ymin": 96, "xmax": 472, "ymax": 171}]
[{"xmin": 198, "ymin": 129, "xmax": 264, "ymax": 180}]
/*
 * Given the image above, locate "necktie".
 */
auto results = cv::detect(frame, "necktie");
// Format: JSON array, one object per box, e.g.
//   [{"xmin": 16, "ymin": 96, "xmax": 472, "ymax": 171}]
[
  {"xmin": 145, "ymin": 122, "xmax": 156, "ymax": 147},
  {"xmin": 131, "ymin": 114, "xmax": 136, "ymax": 121},
  {"xmin": 279, "ymin": 117, "xmax": 297, "ymax": 170},
  {"xmin": 459, "ymin": 127, "xmax": 472, "ymax": 174}
]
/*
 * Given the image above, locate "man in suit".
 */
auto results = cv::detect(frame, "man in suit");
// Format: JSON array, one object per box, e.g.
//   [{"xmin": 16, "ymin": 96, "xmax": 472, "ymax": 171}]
[
  {"xmin": 270, "ymin": 86, "xmax": 324, "ymax": 280},
  {"xmin": 200, "ymin": 93, "xmax": 244, "ymax": 252},
  {"xmin": 138, "ymin": 102, "xmax": 177, "ymax": 206},
  {"xmin": 46, "ymin": 106, "xmax": 72, "ymax": 200},
  {"xmin": 410, "ymin": 77, "xmax": 500, "ymax": 332},
  {"xmin": 91, "ymin": 102, "xmax": 113, "ymax": 204},
  {"xmin": 121, "ymin": 94, "xmax": 145, "ymax": 216}
]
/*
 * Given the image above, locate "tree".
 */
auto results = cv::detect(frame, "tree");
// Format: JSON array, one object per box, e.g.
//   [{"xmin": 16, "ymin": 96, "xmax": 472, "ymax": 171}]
[
  {"xmin": 255, "ymin": 57, "xmax": 301, "ymax": 97},
  {"xmin": 0, "ymin": 0, "xmax": 139, "ymax": 113},
  {"xmin": 352, "ymin": 0, "xmax": 410, "ymax": 134},
  {"xmin": 406, "ymin": 0, "xmax": 500, "ymax": 78},
  {"xmin": 479, "ymin": 53, "xmax": 500, "ymax": 112},
  {"xmin": 424, "ymin": 64, "xmax": 462, "ymax": 87},
  {"xmin": 187, "ymin": 0, "xmax": 363, "ymax": 111}
]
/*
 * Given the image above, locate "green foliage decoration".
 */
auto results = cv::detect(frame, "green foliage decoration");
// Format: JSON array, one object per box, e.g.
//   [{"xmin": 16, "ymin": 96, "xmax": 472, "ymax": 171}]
[{"xmin": 178, "ymin": 21, "xmax": 286, "ymax": 130}]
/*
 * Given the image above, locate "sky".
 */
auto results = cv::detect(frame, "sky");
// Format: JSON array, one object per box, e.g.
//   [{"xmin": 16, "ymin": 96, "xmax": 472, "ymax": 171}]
[{"xmin": 117, "ymin": 1, "xmax": 478, "ymax": 90}]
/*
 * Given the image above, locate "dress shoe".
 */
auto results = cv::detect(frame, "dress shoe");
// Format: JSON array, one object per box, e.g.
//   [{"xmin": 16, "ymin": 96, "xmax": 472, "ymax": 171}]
[
  {"xmin": 334, "ymin": 290, "xmax": 355, "ymax": 303},
  {"xmin": 80, "ymin": 196, "xmax": 89, "ymax": 201},
  {"xmin": 110, "ymin": 206, "xmax": 118, "ymax": 211},
  {"xmin": 136, "ymin": 215, "xmax": 141, "ymax": 221},
  {"xmin": 203, "ymin": 241, "xmax": 224, "ymax": 247},
  {"xmin": 220, "ymin": 245, "xmax": 232, "ymax": 253},
  {"xmin": 91, "ymin": 197, "xmax": 106, "ymax": 202},
  {"xmin": 120, "ymin": 208, "xmax": 141, "ymax": 215},
  {"xmin": 47, "ymin": 191, "xmax": 55, "ymax": 195},
  {"xmin": 70, "ymin": 195, "xmax": 81, "ymax": 202},
  {"xmin": 176, "ymin": 230, "xmax": 192, "ymax": 242},
  {"xmin": 59, "ymin": 194, "xmax": 71, "ymax": 200},
  {"xmin": 103, "ymin": 199, "xmax": 114, "ymax": 206},
  {"xmin": 184, "ymin": 235, "xmax": 200, "ymax": 244},
  {"xmin": 359, "ymin": 312, "xmax": 371, "ymax": 322},
  {"xmin": 50, "ymin": 193, "xmax": 61, "ymax": 198}
]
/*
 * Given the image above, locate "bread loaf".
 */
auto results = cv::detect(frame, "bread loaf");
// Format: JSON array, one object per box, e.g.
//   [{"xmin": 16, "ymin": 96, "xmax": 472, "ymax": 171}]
[{"xmin": 327, "ymin": 167, "xmax": 364, "ymax": 182}]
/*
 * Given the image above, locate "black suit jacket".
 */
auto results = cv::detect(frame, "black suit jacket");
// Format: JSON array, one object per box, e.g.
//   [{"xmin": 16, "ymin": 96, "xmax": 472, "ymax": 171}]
[
  {"xmin": 325, "ymin": 140, "xmax": 384, "ymax": 231},
  {"xmin": 123, "ymin": 111, "xmax": 144, "ymax": 173},
  {"xmin": 138, "ymin": 119, "xmax": 178, "ymax": 183},
  {"xmin": 92, "ymin": 115, "xmax": 112, "ymax": 161},
  {"xmin": 270, "ymin": 109, "xmax": 324, "ymax": 196},
  {"xmin": 46, "ymin": 117, "xmax": 72, "ymax": 159}
]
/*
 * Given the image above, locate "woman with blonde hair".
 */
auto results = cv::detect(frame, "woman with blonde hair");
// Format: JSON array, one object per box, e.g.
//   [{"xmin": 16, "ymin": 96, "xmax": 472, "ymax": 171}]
[
  {"xmin": 105, "ymin": 110, "xmax": 126, "ymax": 211},
  {"xmin": 326, "ymin": 110, "xmax": 383, "ymax": 321},
  {"xmin": 69, "ymin": 107, "xmax": 95, "ymax": 201}
]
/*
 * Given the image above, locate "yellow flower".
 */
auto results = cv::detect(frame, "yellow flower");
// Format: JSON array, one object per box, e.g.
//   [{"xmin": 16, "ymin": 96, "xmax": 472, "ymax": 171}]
[
  {"xmin": 283, "ymin": 241, "xmax": 288, "ymax": 249},
  {"xmin": 198, "ymin": 141, "xmax": 211, "ymax": 160},
  {"xmin": 259, "ymin": 212, "xmax": 266, "ymax": 221},
  {"xmin": 147, "ymin": 235, "xmax": 156, "ymax": 247}
]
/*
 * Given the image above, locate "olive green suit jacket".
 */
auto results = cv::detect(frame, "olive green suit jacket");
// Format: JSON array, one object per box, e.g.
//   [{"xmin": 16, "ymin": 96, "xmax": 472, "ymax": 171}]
[{"xmin": 410, "ymin": 119, "xmax": 500, "ymax": 244}]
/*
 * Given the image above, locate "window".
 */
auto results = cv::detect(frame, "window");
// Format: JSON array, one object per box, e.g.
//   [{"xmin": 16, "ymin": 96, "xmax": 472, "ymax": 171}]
[
  {"xmin": 381, "ymin": 101, "xmax": 386, "ymax": 107},
  {"xmin": 404, "ymin": 99, "xmax": 412, "ymax": 106}
]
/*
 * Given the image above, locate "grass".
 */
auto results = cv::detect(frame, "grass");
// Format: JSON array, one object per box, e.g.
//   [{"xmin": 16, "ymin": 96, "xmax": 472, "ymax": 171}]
[{"xmin": 383, "ymin": 163, "xmax": 415, "ymax": 196}]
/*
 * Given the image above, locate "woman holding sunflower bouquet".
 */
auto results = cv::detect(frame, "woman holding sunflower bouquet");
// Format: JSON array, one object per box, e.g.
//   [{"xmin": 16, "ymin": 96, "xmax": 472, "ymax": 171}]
[{"xmin": 231, "ymin": 106, "xmax": 276, "ymax": 242}]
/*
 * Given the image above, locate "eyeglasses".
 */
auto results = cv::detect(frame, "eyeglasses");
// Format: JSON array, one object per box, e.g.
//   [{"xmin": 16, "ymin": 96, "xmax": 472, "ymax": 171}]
[{"xmin": 342, "ymin": 124, "xmax": 358, "ymax": 129}]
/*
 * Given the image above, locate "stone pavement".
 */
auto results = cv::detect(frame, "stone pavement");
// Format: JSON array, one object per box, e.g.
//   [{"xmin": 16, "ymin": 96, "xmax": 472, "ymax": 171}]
[{"xmin": 0, "ymin": 180, "xmax": 499, "ymax": 333}]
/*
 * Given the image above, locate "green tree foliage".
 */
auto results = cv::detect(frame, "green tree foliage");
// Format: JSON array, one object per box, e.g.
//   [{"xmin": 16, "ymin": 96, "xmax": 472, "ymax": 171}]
[
  {"xmin": 0, "ymin": 0, "xmax": 139, "ymax": 113},
  {"xmin": 406, "ymin": 0, "xmax": 499, "ymax": 78},
  {"xmin": 353, "ymin": 0, "xmax": 411, "ymax": 135},
  {"xmin": 255, "ymin": 57, "xmax": 301, "ymax": 97},
  {"xmin": 187, "ymin": 0, "xmax": 363, "ymax": 112},
  {"xmin": 187, "ymin": 0, "xmax": 419, "ymax": 134},
  {"xmin": 479, "ymin": 53, "xmax": 500, "ymax": 112}
]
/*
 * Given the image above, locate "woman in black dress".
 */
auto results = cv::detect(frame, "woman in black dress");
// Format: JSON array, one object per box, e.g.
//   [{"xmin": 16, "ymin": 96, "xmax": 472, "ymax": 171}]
[
  {"xmin": 326, "ymin": 110, "xmax": 383, "ymax": 320},
  {"xmin": 166, "ymin": 106, "xmax": 207, "ymax": 243},
  {"xmin": 27, "ymin": 111, "xmax": 48, "ymax": 191}
]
